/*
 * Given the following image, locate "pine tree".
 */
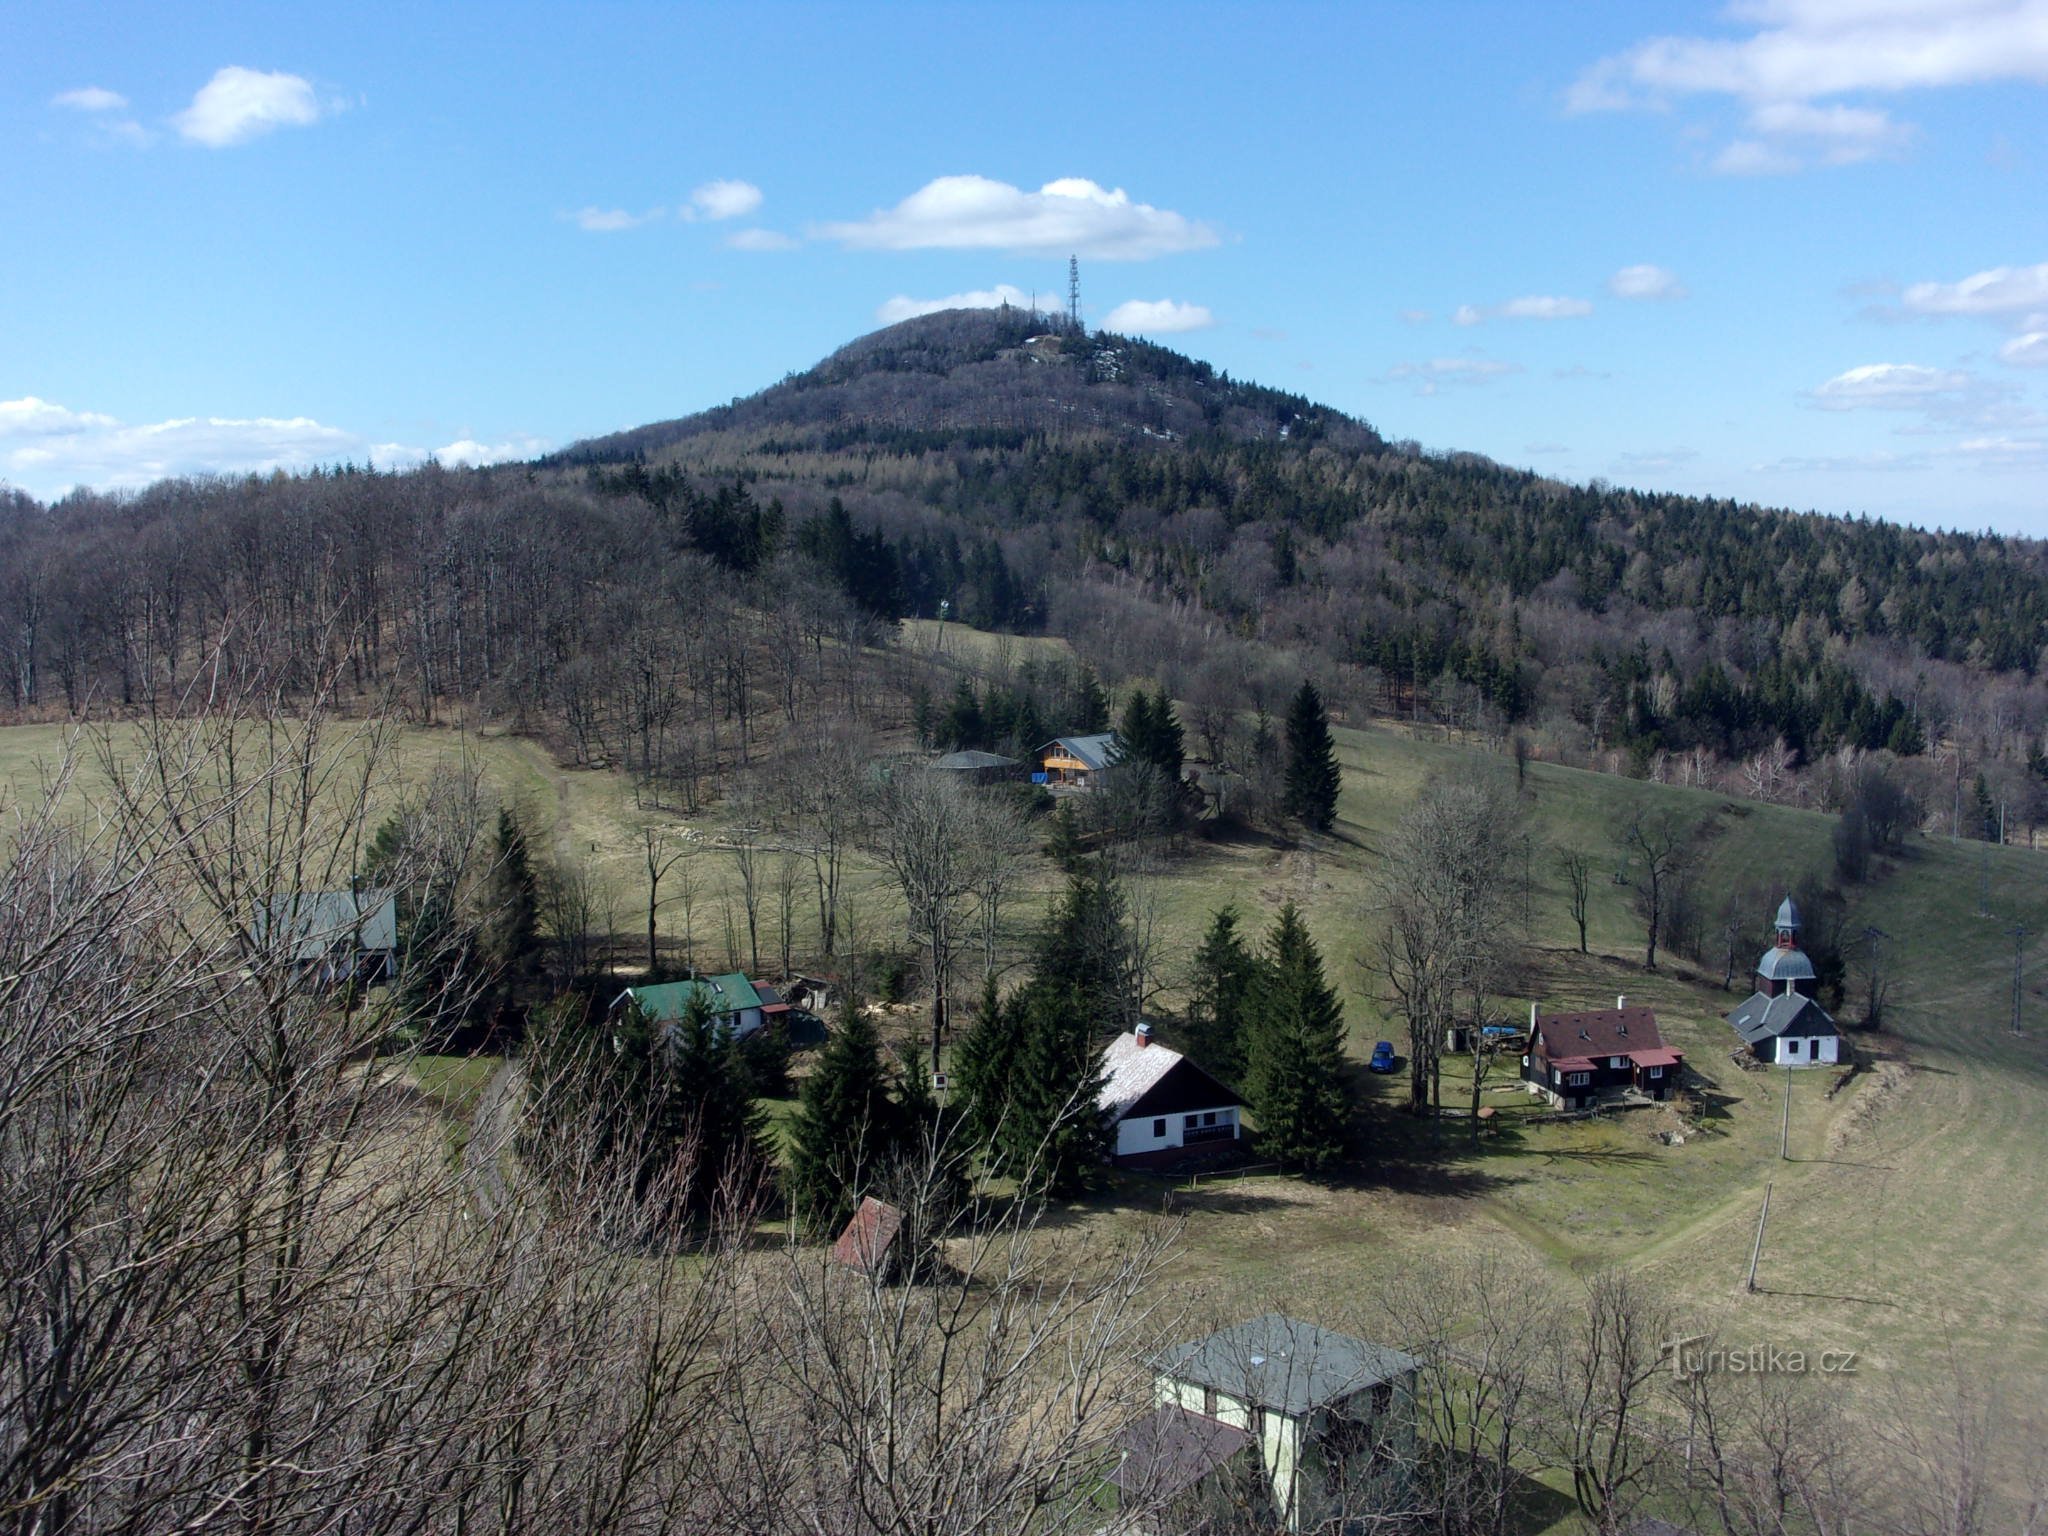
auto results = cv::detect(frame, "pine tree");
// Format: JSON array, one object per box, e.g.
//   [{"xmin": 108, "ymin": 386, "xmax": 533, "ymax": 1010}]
[
  {"xmin": 785, "ymin": 993, "xmax": 898, "ymax": 1236},
  {"xmin": 1033, "ymin": 861, "xmax": 1133, "ymax": 1029},
  {"xmin": 953, "ymin": 974, "xmax": 1024, "ymax": 1151},
  {"xmin": 1116, "ymin": 689, "xmax": 1158, "ymax": 768},
  {"xmin": 479, "ymin": 806, "xmax": 540, "ymax": 981},
  {"xmin": 1076, "ymin": 665, "xmax": 1112, "ymax": 733},
  {"xmin": 1184, "ymin": 906, "xmax": 1257, "ymax": 1086},
  {"xmin": 1000, "ymin": 981, "xmax": 1107, "ymax": 1197},
  {"xmin": 1243, "ymin": 903, "xmax": 1350, "ymax": 1173},
  {"xmin": 1284, "ymin": 680, "xmax": 1342, "ymax": 832},
  {"xmin": 660, "ymin": 991, "xmax": 773, "ymax": 1220}
]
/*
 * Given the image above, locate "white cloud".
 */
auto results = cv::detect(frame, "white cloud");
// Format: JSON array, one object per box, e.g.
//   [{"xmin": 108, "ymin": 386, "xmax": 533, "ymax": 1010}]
[
  {"xmin": 1570, "ymin": 1, "xmax": 2048, "ymax": 171},
  {"xmin": 1102, "ymin": 298, "xmax": 1215, "ymax": 334},
  {"xmin": 53, "ymin": 86, "xmax": 127, "ymax": 112},
  {"xmin": 0, "ymin": 396, "xmax": 544, "ymax": 497},
  {"xmin": 1388, "ymin": 358, "xmax": 1523, "ymax": 394},
  {"xmin": 725, "ymin": 227, "xmax": 799, "ymax": 252},
  {"xmin": 569, "ymin": 206, "xmax": 661, "ymax": 232},
  {"xmin": 1456, "ymin": 295, "xmax": 1594, "ymax": 323},
  {"xmin": 2000, "ymin": 331, "xmax": 2048, "ymax": 365},
  {"xmin": 1397, "ymin": 307, "xmax": 1431, "ymax": 324},
  {"xmin": 1615, "ymin": 447, "xmax": 1701, "ymax": 474},
  {"xmin": 1901, "ymin": 261, "xmax": 2048, "ymax": 316},
  {"xmin": 1711, "ymin": 138, "xmax": 1802, "ymax": 174},
  {"xmin": 1811, "ymin": 361, "xmax": 1973, "ymax": 406},
  {"xmin": 1608, "ymin": 263, "xmax": 1688, "ymax": 300},
  {"xmin": 173, "ymin": 67, "xmax": 323, "ymax": 148},
  {"xmin": 683, "ymin": 179, "xmax": 763, "ymax": 221},
  {"xmin": 875, "ymin": 284, "xmax": 1046, "ymax": 323},
  {"xmin": 819, "ymin": 175, "xmax": 1217, "ymax": 260},
  {"xmin": 1956, "ymin": 434, "xmax": 2045, "ymax": 454}
]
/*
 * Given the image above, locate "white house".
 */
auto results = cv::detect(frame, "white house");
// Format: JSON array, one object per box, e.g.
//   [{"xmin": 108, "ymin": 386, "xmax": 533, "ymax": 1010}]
[
  {"xmin": 1726, "ymin": 897, "xmax": 1843, "ymax": 1067},
  {"xmin": 1096, "ymin": 1023, "xmax": 1244, "ymax": 1167},
  {"xmin": 1112, "ymin": 1314, "xmax": 1421, "ymax": 1532}
]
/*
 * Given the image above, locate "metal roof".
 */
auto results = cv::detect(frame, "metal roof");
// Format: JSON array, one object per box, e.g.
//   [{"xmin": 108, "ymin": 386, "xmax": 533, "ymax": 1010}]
[
  {"xmin": 933, "ymin": 749, "xmax": 1022, "ymax": 770},
  {"xmin": 1726, "ymin": 990, "xmax": 1839, "ymax": 1044},
  {"xmin": 1756, "ymin": 946, "xmax": 1816, "ymax": 982},
  {"xmin": 1775, "ymin": 896, "xmax": 1802, "ymax": 931},
  {"xmin": 1036, "ymin": 733, "xmax": 1119, "ymax": 771},
  {"xmin": 254, "ymin": 889, "xmax": 398, "ymax": 962},
  {"xmin": 622, "ymin": 973, "xmax": 763, "ymax": 1022},
  {"xmin": 1151, "ymin": 1314, "xmax": 1421, "ymax": 1417}
]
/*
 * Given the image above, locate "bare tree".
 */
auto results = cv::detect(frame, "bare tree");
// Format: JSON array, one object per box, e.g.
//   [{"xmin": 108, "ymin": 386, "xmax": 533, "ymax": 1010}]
[
  {"xmin": 1558, "ymin": 847, "xmax": 1593, "ymax": 954},
  {"xmin": 1620, "ymin": 809, "xmax": 1701, "ymax": 972},
  {"xmin": 876, "ymin": 768, "xmax": 978, "ymax": 1064},
  {"xmin": 964, "ymin": 788, "xmax": 1035, "ymax": 983},
  {"xmin": 1540, "ymin": 1270, "xmax": 1674, "ymax": 1531},
  {"xmin": 1368, "ymin": 776, "xmax": 1522, "ymax": 1116},
  {"xmin": 641, "ymin": 824, "xmax": 698, "ymax": 977}
]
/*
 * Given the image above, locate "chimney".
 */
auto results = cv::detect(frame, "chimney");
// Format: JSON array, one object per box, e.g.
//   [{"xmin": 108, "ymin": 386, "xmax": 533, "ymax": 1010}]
[
  {"xmin": 1529, "ymin": 1001, "xmax": 1538, "ymax": 1027},
  {"xmin": 1617, "ymin": 994, "xmax": 1627, "ymax": 1011},
  {"xmin": 1134, "ymin": 1021, "xmax": 1153, "ymax": 1048}
]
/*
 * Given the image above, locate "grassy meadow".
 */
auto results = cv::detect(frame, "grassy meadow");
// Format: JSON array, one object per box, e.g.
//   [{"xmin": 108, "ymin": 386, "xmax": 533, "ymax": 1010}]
[{"xmin": 5, "ymin": 674, "xmax": 2045, "ymax": 1491}]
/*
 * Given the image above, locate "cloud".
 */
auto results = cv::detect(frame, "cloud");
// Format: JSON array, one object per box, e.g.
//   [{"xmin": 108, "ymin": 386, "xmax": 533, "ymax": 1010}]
[
  {"xmin": 1569, "ymin": 2, "xmax": 2048, "ymax": 170},
  {"xmin": 1102, "ymin": 298, "xmax": 1214, "ymax": 334},
  {"xmin": 53, "ymin": 86, "xmax": 128, "ymax": 112},
  {"xmin": 724, "ymin": 227, "xmax": 799, "ymax": 252},
  {"xmin": 1608, "ymin": 264, "xmax": 1688, "ymax": 301},
  {"xmin": 875, "ymin": 284, "xmax": 1047, "ymax": 323},
  {"xmin": 569, "ymin": 206, "xmax": 661, "ymax": 232},
  {"xmin": 819, "ymin": 175, "xmax": 1217, "ymax": 260},
  {"xmin": 683, "ymin": 179, "xmax": 763, "ymax": 221},
  {"xmin": 2000, "ymin": 331, "xmax": 2048, "ymax": 365},
  {"xmin": 173, "ymin": 66, "xmax": 324, "ymax": 147},
  {"xmin": 1901, "ymin": 261, "xmax": 2048, "ymax": 316},
  {"xmin": 1388, "ymin": 357, "xmax": 1523, "ymax": 394},
  {"xmin": 0, "ymin": 396, "xmax": 544, "ymax": 497},
  {"xmin": 1455, "ymin": 295, "xmax": 1594, "ymax": 323},
  {"xmin": 1811, "ymin": 361, "xmax": 1974, "ymax": 407},
  {"xmin": 1397, "ymin": 308, "xmax": 1431, "ymax": 324},
  {"xmin": 1615, "ymin": 447, "xmax": 1701, "ymax": 474}
]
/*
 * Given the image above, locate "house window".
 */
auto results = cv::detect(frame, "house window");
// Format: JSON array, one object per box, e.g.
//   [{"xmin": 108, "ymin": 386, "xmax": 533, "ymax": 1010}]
[
  {"xmin": 1152, "ymin": 1118, "xmax": 1166, "ymax": 1138},
  {"xmin": 1567, "ymin": 1072, "xmax": 1590, "ymax": 1086},
  {"xmin": 1185, "ymin": 1113, "xmax": 1200, "ymax": 1131},
  {"xmin": 1611, "ymin": 1056, "xmax": 1627, "ymax": 1069},
  {"xmin": 1786, "ymin": 1040, "xmax": 1801, "ymax": 1057},
  {"xmin": 1203, "ymin": 1386, "xmax": 1217, "ymax": 1416},
  {"xmin": 1647, "ymin": 1066, "xmax": 1663, "ymax": 1078}
]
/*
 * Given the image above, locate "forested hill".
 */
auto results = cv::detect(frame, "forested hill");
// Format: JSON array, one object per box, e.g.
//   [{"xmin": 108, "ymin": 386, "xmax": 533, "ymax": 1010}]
[
  {"xmin": 2, "ymin": 306, "xmax": 2046, "ymax": 817},
  {"xmin": 545, "ymin": 307, "xmax": 2048, "ymax": 789}
]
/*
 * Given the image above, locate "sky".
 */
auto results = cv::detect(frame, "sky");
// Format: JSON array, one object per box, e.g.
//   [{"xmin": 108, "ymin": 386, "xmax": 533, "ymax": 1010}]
[{"xmin": 4, "ymin": 0, "xmax": 2047, "ymax": 533}]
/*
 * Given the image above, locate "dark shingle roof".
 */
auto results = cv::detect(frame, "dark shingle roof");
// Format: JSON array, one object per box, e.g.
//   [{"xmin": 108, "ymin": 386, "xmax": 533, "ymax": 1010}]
[
  {"xmin": 1727, "ymin": 990, "xmax": 1838, "ymax": 1044},
  {"xmin": 1110, "ymin": 1405, "xmax": 1251, "ymax": 1500},
  {"xmin": 1151, "ymin": 1315, "xmax": 1420, "ymax": 1417},
  {"xmin": 1533, "ymin": 1007, "xmax": 1670, "ymax": 1062}
]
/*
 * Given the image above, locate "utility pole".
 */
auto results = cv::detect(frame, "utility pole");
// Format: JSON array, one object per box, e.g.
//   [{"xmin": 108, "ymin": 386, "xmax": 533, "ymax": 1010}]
[
  {"xmin": 1747, "ymin": 1181, "xmax": 1773, "ymax": 1293},
  {"xmin": 2012, "ymin": 924, "xmax": 2027, "ymax": 1037},
  {"xmin": 1780, "ymin": 1066, "xmax": 1792, "ymax": 1159}
]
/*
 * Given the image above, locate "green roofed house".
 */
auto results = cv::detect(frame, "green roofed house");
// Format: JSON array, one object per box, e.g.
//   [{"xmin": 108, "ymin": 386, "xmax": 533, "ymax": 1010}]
[{"xmin": 612, "ymin": 973, "xmax": 767, "ymax": 1039}]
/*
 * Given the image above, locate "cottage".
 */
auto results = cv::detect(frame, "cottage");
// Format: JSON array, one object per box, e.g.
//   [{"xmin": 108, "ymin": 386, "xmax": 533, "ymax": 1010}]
[
  {"xmin": 253, "ymin": 888, "xmax": 398, "ymax": 987},
  {"xmin": 1114, "ymin": 1314, "xmax": 1420, "ymax": 1532},
  {"xmin": 1097, "ymin": 1023, "xmax": 1244, "ymax": 1167},
  {"xmin": 613, "ymin": 972, "xmax": 767, "ymax": 1039},
  {"xmin": 1726, "ymin": 898, "xmax": 1842, "ymax": 1067},
  {"xmin": 1033, "ymin": 732, "xmax": 1118, "ymax": 789},
  {"xmin": 1523, "ymin": 998, "xmax": 1684, "ymax": 1109}
]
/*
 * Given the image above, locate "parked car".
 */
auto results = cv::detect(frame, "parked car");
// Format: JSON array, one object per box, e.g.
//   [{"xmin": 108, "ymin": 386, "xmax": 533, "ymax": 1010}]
[{"xmin": 1368, "ymin": 1040, "xmax": 1398, "ymax": 1073}]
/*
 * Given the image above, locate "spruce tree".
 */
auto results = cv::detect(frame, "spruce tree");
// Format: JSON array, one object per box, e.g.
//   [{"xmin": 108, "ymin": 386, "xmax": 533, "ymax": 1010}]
[
  {"xmin": 659, "ymin": 991, "xmax": 773, "ymax": 1220},
  {"xmin": 480, "ymin": 806, "xmax": 540, "ymax": 980},
  {"xmin": 785, "ymin": 993, "xmax": 897, "ymax": 1236},
  {"xmin": 1000, "ymin": 981, "xmax": 1107, "ymax": 1197},
  {"xmin": 1184, "ymin": 906, "xmax": 1257, "ymax": 1086},
  {"xmin": 1076, "ymin": 665, "xmax": 1112, "ymax": 733},
  {"xmin": 1284, "ymin": 680, "xmax": 1342, "ymax": 832},
  {"xmin": 1243, "ymin": 903, "xmax": 1350, "ymax": 1173},
  {"xmin": 953, "ymin": 974, "xmax": 1024, "ymax": 1151}
]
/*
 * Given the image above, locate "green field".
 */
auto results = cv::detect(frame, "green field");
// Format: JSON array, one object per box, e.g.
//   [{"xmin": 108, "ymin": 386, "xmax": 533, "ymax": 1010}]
[{"xmin": 6, "ymin": 693, "xmax": 2045, "ymax": 1486}]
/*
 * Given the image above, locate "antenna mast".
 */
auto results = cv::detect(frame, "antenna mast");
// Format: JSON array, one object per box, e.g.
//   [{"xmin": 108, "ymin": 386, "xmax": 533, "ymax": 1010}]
[{"xmin": 1067, "ymin": 255, "xmax": 1082, "ymax": 333}]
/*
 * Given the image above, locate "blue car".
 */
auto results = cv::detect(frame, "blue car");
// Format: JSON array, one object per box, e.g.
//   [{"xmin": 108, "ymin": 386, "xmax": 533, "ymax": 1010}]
[{"xmin": 1368, "ymin": 1041, "xmax": 1398, "ymax": 1073}]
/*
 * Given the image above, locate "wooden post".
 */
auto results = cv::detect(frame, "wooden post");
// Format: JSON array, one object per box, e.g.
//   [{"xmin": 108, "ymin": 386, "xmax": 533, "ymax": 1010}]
[{"xmin": 1746, "ymin": 1182, "xmax": 1772, "ymax": 1293}]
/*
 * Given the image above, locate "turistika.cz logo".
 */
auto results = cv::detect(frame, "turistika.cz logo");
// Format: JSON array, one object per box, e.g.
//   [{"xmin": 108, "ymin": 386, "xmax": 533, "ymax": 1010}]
[{"xmin": 1660, "ymin": 1334, "xmax": 1859, "ymax": 1380}]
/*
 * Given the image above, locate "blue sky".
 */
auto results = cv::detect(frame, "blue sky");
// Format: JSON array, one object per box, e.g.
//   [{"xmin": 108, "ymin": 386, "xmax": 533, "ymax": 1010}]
[{"xmin": 5, "ymin": 1, "xmax": 2047, "ymax": 532}]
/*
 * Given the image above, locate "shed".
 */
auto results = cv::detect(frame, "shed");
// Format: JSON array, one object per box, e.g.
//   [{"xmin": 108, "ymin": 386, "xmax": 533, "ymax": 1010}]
[{"xmin": 830, "ymin": 1196, "xmax": 905, "ymax": 1279}]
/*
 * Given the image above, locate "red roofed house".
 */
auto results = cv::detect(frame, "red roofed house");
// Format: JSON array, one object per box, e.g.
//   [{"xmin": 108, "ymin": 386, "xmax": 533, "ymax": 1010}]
[
  {"xmin": 1521, "ymin": 997, "xmax": 1684, "ymax": 1110},
  {"xmin": 830, "ymin": 1196, "xmax": 905, "ymax": 1279},
  {"xmin": 1097, "ymin": 1022, "xmax": 1246, "ymax": 1168}
]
